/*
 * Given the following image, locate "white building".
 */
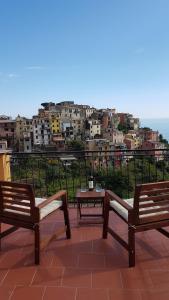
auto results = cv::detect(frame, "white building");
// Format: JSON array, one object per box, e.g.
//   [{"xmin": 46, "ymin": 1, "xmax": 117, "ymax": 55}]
[
  {"xmin": 33, "ymin": 116, "xmax": 51, "ymax": 145},
  {"xmin": 85, "ymin": 119, "xmax": 101, "ymax": 139}
]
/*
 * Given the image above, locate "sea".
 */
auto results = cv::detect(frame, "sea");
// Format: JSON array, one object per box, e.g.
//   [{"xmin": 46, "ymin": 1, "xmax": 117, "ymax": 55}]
[{"xmin": 141, "ymin": 118, "xmax": 169, "ymax": 142}]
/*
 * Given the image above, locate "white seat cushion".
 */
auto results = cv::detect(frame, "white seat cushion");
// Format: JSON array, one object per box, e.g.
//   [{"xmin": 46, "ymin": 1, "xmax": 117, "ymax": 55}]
[
  {"xmin": 110, "ymin": 197, "xmax": 169, "ymax": 221},
  {"xmin": 110, "ymin": 198, "xmax": 133, "ymax": 221},
  {"xmin": 35, "ymin": 198, "xmax": 62, "ymax": 220}
]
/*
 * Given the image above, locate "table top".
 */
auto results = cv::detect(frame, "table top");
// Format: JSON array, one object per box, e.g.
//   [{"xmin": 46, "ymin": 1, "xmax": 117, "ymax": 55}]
[{"xmin": 76, "ymin": 189, "xmax": 105, "ymax": 199}]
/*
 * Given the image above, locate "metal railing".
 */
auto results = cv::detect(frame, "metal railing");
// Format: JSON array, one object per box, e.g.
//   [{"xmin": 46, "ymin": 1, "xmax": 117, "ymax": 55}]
[{"xmin": 9, "ymin": 148, "xmax": 169, "ymax": 204}]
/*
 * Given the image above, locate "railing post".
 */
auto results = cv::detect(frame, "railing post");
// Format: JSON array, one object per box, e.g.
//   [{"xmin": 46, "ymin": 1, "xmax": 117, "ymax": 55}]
[{"xmin": 0, "ymin": 152, "xmax": 11, "ymax": 181}]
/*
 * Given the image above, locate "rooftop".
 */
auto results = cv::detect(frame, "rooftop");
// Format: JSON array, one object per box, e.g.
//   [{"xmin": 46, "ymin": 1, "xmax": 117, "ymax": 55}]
[{"xmin": 1, "ymin": 207, "xmax": 169, "ymax": 299}]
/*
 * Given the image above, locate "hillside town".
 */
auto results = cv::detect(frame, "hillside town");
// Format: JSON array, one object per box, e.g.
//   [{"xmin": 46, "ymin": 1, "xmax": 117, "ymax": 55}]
[{"xmin": 0, "ymin": 101, "xmax": 166, "ymax": 157}]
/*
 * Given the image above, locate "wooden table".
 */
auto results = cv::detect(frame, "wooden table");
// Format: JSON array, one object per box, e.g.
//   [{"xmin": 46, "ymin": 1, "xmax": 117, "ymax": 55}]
[{"xmin": 76, "ymin": 189, "xmax": 105, "ymax": 224}]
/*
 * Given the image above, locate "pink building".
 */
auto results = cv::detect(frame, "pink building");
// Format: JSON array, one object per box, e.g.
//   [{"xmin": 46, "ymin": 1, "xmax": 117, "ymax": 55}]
[
  {"xmin": 124, "ymin": 138, "xmax": 135, "ymax": 150},
  {"xmin": 141, "ymin": 141, "xmax": 165, "ymax": 160},
  {"xmin": 139, "ymin": 129, "xmax": 159, "ymax": 142}
]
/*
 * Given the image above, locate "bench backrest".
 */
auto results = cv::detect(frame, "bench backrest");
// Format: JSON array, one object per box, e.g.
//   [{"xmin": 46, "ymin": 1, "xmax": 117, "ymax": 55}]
[
  {"xmin": 0, "ymin": 181, "xmax": 36, "ymax": 222},
  {"xmin": 133, "ymin": 181, "xmax": 169, "ymax": 225}
]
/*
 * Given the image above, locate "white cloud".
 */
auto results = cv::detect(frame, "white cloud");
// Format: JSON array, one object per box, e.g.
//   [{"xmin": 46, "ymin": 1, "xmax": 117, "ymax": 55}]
[
  {"xmin": 8, "ymin": 73, "xmax": 19, "ymax": 78},
  {"xmin": 26, "ymin": 66, "xmax": 45, "ymax": 70}
]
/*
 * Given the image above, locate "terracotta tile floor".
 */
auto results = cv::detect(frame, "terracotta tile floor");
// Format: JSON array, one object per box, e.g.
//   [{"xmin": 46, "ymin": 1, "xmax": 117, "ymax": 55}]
[{"xmin": 1, "ymin": 208, "xmax": 169, "ymax": 299}]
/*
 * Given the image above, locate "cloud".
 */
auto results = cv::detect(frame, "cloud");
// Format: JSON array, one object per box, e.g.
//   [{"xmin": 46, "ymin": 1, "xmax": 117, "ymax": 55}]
[
  {"xmin": 135, "ymin": 47, "xmax": 145, "ymax": 54},
  {"xmin": 26, "ymin": 66, "xmax": 45, "ymax": 70},
  {"xmin": 8, "ymin": 73, "xmax": 19, "ymax": 78}
]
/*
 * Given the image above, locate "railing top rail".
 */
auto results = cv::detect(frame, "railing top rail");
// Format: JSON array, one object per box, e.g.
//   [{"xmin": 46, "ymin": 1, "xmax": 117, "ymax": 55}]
[{"xmin": 7, "ymin": 148, "xmax": 169, "ymax": 157}]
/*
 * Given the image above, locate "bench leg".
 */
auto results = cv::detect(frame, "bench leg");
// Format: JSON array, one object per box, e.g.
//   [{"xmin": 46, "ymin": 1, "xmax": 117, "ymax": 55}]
[
  {"xmin": 62, "ymin": 196, "xmax": 71, "ymax": 239},
  {"xmin": 0, "ymin": 223, "xmax": 1, "ymax": 250},
  {"xmin": 34, "ymin": 224, "xmax": 40, "ymax": 265},
  {"xmin": 128, "ymin": 226, "xmax": 135, "ymax": 267},
  {"xmin": 102, "ymin": 201, "xmax": 109, "ymax": 239}
]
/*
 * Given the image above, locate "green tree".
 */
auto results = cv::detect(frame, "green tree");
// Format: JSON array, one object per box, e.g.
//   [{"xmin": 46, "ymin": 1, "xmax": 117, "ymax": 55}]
[
  {"xmin": 117, "ymin": 123, "xmax": 128, "ymax": 134},
  {"xmin": 159, "ymin": 134, "xmax": 168, "ymax": 146},
  {"xmin": 67, "ymin": 140, "xmax": 85, "ymax": 151}
]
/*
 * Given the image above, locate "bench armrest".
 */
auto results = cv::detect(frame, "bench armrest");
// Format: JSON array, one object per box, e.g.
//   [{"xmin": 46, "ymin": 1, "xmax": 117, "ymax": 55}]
[
  {"xmin": 37, "ymin": 190, "xmax": 67, "ymax": 209},
  {"xmin": 106, "ymin": 190, "xmax": 133, "ymax": 211}
]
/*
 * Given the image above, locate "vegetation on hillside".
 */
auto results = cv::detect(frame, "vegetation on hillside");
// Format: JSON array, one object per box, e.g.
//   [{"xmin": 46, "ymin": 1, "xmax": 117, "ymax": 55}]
[{"xmin": 11, "ymin": 153, "xmax": 169, "ymax": 201}]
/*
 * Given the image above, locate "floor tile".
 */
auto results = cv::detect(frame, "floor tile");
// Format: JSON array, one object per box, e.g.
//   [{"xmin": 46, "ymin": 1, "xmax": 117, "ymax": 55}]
[
  {"xmin": 92, "ymin": 238, "xmax": 117, "ymax": 254},
  {"xmin": 62, "ymin": 268, "xmax": 91, "ymax": 288},
  {"xmin": 32, "ymin": 267, "xmax": 63, "ymax": 286},
  {"xmin": 0, "ymin": 251, "xmax": 26, "ymax": 269},
  {"xmin": 76, "ymin": 287, "xmax": 108, "ymax": 300},
  {"xmin": 78, "ymin": 253, "xmax": 105, "ymax": 269},
  {"xmin": 121, "ymin": 268, "xmax": 153, "ymax": 289},
  {"xmin": 137, "ymin": 257, "xmax": 169, "ymax": 270},
  {"xmin": 51, "ymin": 250, "xmax": 78, "ymax": 268},
  {"xmin": 11, "ymin": 286, "xmax": 44, "ymax": 300},
  {"xmin": 109, "ymin": 289, "xmax": 141, "ymax": 300},
  {"xmin": 141, "ymin": 289, "xmax": 169, "ymax": 300},
  {"xmin": 148, "ymin": 269, "xmax": 169, "ymax": 289},
  {"xmin": 105, "ymin": 253, "xmax": 128, "ymax": 269},
  {"xmin": 0, "ymin": 286, "xmax": 14, "ymax": 300},
  {"xmin": 2, "ymin": 267, "xmax": 36, "ymax": 287},
  {"xmin": 43, "ymin": 287, "xmax": 76, "ymax": 300},
  {"xmin": 92, "ymin": 269, "xmax": 122, "ymax": 289},
  {"xmin": 23, "ymin": 248, "xmax": 53, "ymax": 267}
]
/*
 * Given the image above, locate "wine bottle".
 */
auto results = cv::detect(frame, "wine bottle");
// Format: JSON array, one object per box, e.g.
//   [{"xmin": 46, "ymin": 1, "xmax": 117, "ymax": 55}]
[{"xmin": 88, "ymin": 175, "xmax": 94, "ymax": 191}]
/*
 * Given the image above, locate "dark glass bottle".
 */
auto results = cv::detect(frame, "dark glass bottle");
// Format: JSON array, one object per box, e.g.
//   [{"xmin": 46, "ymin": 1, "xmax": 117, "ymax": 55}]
[{"xmin": 88, "ymin": 175, "xmax": 94, "ymax": 191}]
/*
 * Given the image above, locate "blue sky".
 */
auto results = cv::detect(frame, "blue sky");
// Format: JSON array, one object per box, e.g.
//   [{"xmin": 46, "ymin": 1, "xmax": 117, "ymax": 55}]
[{"xmin": 0, "ymin": 0, "xmax": 169, "ymax": 119}]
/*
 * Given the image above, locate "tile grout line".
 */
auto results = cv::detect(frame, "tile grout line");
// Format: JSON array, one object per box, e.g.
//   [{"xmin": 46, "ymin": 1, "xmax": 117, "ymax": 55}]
[
  {"xmin": 41, "ymin": 286, "xmax": 47, "ymax": 300},
  {"xmin": 119, "ymin": 269, "xmax": 124, "ymax": 289},
  {"xmin": 49, "ymin": 252, "xmax": 54, "ymax": 267},
  {"xmin": 74, "ymin": 287, "xmax": 78, "ymax": 300},
  {"xmin": 60, "ymin": 267, "xmax": 65, "ymax": 287},
  {"xmin": 147, "ymin": 269, "xmax": 155, "ymax": 289},
  {"xmin": 76, "ymin": 254, "xmax": 80, "ymax": 268},
  {"xmin": 0, "ymin": 269, "xmax": 10, "ymax": 286},
  {"xmin": 8, "ymin": 284, "xmax": 17, "ymax": 300},
  {"xmin": 104, "ymin": 254, "xmax": 106, "ymax": 268},
  {"xmin": 91, "ymin": 269, "xmax": 92, "ymax": 289},
  {"xmin": 30, "ymin": 268, "xmax": 38, "ymax": 286},
  {"xmin": 50, "ymin": 253, "xmax": 54, "ymax": 267},
  {"xmin": 138, "ymin": 289, "xmax": 143, "ymax": 300},
  {"xmin": 106, "ymin": 288, "xmax": 111, "ymax": 300},
  {"xmin": 91, "ymin": 240, "xmax": 94, "ymax": 253}
]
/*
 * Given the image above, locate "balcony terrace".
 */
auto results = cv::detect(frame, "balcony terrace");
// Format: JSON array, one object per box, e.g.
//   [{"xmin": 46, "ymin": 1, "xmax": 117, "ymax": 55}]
[{"xmin": 1, "ymin": 149, "xmax": 169, "ymax": 299}]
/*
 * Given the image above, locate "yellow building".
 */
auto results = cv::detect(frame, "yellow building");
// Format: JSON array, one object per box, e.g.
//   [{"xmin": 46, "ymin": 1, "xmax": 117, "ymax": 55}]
[
  {"xmin": 50, "ymin": 115, "xmax": 60, "ymax": 134},
  {"xmin": 0, "ymin": 152, "xmax": 11, "ymax": 181}
]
